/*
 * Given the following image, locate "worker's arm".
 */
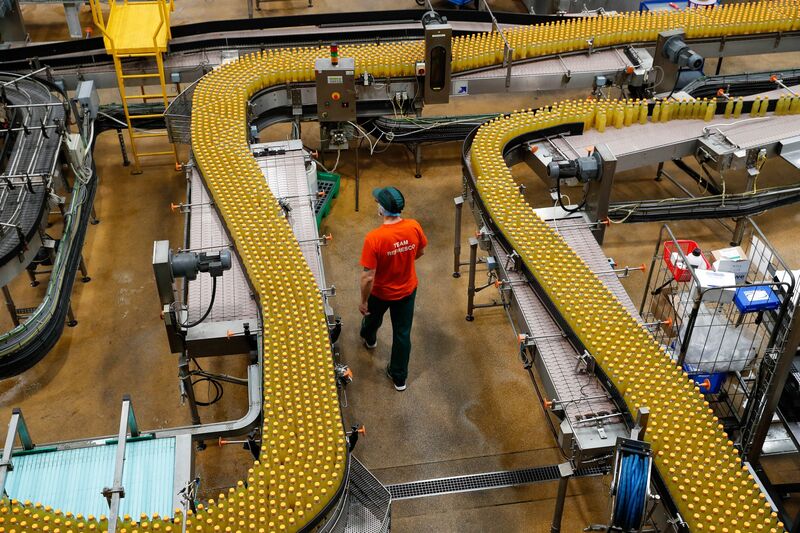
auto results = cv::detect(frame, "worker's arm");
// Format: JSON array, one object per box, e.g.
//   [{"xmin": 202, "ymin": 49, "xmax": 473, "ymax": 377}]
[
  {"xmin": 416, "ymin": 224, "xmax": 429, "ymax": 259},
  {"xmin": 359, "ymin": 268, "xmax": 376, "ymax": 315}
]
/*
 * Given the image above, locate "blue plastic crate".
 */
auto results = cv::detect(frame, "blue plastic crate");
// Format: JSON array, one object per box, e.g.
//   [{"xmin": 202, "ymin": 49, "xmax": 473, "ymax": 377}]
[
  {"xmin": 683, "ymin": 364, "xmax": 726, "ymax": 394},
  {"xmin": 734, "ymin": 286, "xmax": 780, "ymax": 313}
]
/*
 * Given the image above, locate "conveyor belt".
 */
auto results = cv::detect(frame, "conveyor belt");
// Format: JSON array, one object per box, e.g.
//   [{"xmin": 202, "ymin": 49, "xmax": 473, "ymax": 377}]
[
  {"xmin": 254, "ymin": 141, "xmax": 328, "ymax": 290},
  {"xmin": 187, "ymin": 167, "xmax": 258, "ymax": 324},
  {"xmin": 2, "ymin": 2, "xmax": 798, "ymax": 530},
  {"xmin": 0, "ymin": 74, "xmax": 62, "ymax": 275},
  {"xmin": 466, "ymin": 99, "xmax": 788, "ymax": 530}
]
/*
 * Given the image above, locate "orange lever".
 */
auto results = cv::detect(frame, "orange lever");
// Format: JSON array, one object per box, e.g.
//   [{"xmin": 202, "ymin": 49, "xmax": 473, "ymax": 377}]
[
  {"xmin": 601, "ymin": 218, "xmax": 611, "ymax": 226},
  {"xmin": 324, "ymin": 234, "xmax": 333, "ymax": 241},
  {"xmin": 343, "ymin": 368, "xmax": 353, "ymax": 379},
  {"xmin": 170, "ymin": 202, "xmax": 180, "ymax": 212},
  {"xmin": 668, "ymin": 2, "xmax": 678, "ymax": 8},
  {"xmin": 638, "ymin": 263, "xmax": 647, "ymax": 273},
  {"xmin": 226, "ymin": 329, "xmax": 235, "ymax": 339},
  {"xmin": 357, "ymin": 426, "xmax": 366, "ymax": 436},
  {"xmin": 317, "ymin": 191, "xmax": 325, "ymax": 197},
  {"xmin": 494, "ymin": 280, "xmax": 502, "ymax": 288},
  {"xmin": 662, "ymin": 317, "xmax": 673, "ymax": 329},
  {"xmin": 625, "ymin": 66, "xmax": 634, "ymax": 75},
  {"xmin": 518, "ymin": 333, "xmax": 526, "ymax": 345},
  {"xmin": 543, "ymin": 399, "xmax": 554, "ymax": 409},
  {"xmin": 770, "ymin": 74, "xmax": 779, "ymax": 82},
  {"xmin": 716, "ymin": 88, "xmax": 726, "ymax": 97},
  {"xmin": 218, "ymin": 437, "xmax": 228, "ymax": 446},
  {"xmin": 699, "ymin": 378, "xmax": 712, "ymax": 391},
  {"xmin": 529, "ymin": 145, "xmax": 539, "ymax": 154}
]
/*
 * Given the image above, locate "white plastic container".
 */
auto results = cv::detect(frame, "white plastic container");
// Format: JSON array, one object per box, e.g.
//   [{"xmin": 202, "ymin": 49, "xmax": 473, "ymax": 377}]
[{"xmin": 306, "ymin": 159, "xmax": 318, "ymax": 195}]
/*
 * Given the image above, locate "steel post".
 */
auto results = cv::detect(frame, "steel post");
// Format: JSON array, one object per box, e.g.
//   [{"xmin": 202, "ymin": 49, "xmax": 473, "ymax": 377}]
[
  {"xmin": 2, "ymin": 287, "xmax": 19, "ymax": 328},
  {"xmin": 466, "ymin": 237, "xmax": 479, "ymax": 321},
  {"xmin": 453, "ymin": 196, "xmax": 464, "ymax": 278},
  {"xmin": 550, "ymin": 462, "xmax": 573, "ymax": 533}
]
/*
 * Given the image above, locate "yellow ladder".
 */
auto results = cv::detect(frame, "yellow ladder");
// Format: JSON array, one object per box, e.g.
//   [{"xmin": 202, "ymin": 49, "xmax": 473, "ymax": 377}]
[{"xmin": 89, "ymin": 0, "xmax": 179, "ymax": 173}]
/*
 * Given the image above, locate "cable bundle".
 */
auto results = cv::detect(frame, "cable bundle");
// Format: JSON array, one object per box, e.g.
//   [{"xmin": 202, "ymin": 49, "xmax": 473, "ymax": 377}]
[{"xmin": 613, "ymin": 453, "xmax": 649, "ymax": 531}]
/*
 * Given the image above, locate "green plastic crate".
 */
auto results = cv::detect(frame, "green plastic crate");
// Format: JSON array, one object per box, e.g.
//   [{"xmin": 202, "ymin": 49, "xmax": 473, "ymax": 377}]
[{"xmin": 315, "ymin": 172, "xmax": 340, "ymax": 228}]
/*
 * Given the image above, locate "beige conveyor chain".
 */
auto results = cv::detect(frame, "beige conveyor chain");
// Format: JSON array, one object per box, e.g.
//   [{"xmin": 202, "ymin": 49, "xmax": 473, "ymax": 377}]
[{"xmin": 1, "ymin": 1, "xmax": 798, "ymax": 531}]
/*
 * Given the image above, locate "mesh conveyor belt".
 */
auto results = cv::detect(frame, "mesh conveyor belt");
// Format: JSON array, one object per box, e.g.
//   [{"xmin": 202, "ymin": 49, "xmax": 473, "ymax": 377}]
[
  {"xmin": 187, "ymin": 166, "xmax": 258, "ymax": 323},
  {"xmin": 0, "ymin": 74, "xmax": 63, "ymax": 267}
]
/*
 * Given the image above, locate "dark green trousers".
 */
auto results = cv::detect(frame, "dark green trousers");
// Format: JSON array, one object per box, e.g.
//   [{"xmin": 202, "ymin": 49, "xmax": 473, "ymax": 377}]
[{"xmin": 360, "ymin": 288, "xmax": 417, "ymax": 381}]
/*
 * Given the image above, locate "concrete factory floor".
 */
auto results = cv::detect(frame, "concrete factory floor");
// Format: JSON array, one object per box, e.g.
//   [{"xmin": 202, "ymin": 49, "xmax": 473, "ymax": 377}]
[{"xmin": 3, "ymin": 2, "xmax": 799, "ymax": 532}]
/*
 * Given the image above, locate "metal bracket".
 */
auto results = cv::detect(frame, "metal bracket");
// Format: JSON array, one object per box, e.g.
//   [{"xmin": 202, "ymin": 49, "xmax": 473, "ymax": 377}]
[
  {"xmin": 290, "ymin": 88, "xmax": 303, "ymax": 116},
  {"xmin": 321, "ymin": 285, "xmax": 337, "ymax": 298},
  {"xmin": 576, "ymin": 350, "xmax": 596, "ymax": 374},
  {"xmin": 557, "ymin": 55, "xmax": 572, "ymax": 82}
]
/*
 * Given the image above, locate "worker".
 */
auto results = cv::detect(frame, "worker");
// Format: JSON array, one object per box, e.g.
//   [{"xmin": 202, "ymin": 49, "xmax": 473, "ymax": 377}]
[{"xmin": 359, "ymin": 186, "xmax": 428, "ymax": 392}]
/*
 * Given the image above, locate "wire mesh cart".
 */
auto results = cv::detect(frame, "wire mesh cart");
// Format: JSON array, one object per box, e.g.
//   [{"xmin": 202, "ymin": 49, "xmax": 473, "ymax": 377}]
[{"xmin": 639, "ymin": 219, "xmax": 797, "ymax": 457}]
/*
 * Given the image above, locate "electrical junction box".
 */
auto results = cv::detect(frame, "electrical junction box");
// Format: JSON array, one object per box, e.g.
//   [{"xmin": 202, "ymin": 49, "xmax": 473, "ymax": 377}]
[
  {"xmin": 65, "ymin": 132, "xmax": 86, "ymax": 169},
  {"xmin": 424, "ymin": 23, "xmax": 452, "ymax": 104},
  {"xmin": 315, "ymin": 57, "xmax": 356, "ymax": 122},
  {"xmin": 72, "ymin": 79, "xmax": 99, "ymax": 120}
]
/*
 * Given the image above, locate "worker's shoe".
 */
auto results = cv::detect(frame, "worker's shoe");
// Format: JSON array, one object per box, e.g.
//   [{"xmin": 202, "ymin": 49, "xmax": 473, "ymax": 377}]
[
  {"xmin": 360, "ymin": 334, "xmax": 377, "ymax": 350},
  {"xmin": 386, "ymin": 365, "xmax": 407, "ymax": 392}
]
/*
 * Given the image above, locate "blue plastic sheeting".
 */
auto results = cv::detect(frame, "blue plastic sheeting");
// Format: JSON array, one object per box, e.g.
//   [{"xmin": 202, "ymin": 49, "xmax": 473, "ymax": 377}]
[{"xmin": 5, "ymin": 437, "xmax": 176, "ymax": 519}]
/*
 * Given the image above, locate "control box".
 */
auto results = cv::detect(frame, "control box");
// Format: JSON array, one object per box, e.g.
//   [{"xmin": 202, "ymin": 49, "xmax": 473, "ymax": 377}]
[
  {"xmin": 315, "ymin": 57, "xmax": 356, "ymax": 122},
  {"xmin": 72, "ymin": 79, "xmax": 99, "ymax": 120},
  {"xmin": 424, "ymin": 23, "xmax": 452, "ymax": 105}
]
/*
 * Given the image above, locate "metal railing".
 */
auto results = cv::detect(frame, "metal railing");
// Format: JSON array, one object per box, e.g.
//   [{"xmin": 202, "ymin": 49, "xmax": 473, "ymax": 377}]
[{"xmin": 639, "ymin": 220, "xmax": 795, "ymax": 443}]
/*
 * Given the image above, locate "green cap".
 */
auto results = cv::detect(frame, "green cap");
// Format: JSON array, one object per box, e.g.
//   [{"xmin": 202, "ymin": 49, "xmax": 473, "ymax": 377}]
[{"xmin": 372, "ymin": 186, "xmax": 405, "ymax": 215}]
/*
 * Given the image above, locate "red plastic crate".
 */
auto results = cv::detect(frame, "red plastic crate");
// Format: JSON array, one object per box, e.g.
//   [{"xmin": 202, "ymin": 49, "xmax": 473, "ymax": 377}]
[{"xmin": 663, "ymin": 239, "xmax": 710, "ymax": 282}]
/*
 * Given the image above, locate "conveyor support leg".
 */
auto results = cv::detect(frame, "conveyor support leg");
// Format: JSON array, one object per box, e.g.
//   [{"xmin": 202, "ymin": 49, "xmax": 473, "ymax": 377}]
[
  {"xmin": 550, "ymin": 462, "xmax": 573, "ymax": 532},
  {"xmin": 453, "ymin": 196, "xmax": 464, "ymax": 278},
  {"xmin": 117, "ymin": 128, "xmax": 131, "ymax": 167},
  {"xmin": 79, "ymin": 255, "xmax": 91, "ymax": 283},
  {"xmin": 465, "ymin": 237, "xmax": 478, "ymax": 321},
  {"xmin": 2, "ymin": 286, "xmax": 19, "ymax": 328}
]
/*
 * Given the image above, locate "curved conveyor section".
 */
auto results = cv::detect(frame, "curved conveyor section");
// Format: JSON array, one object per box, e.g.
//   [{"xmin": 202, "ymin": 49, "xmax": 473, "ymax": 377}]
[
  {"xmin": 0, "ymin": 76, "xmax": 99, "ymax": 379},
  {"xmin": 0, "ymin": 74, "xmax": 62, "ymax": 278},
  {"xmin": 465, "ymin": 102, "xmax": 788, "ymax": 532},
  {"xmin": 0, "ymin": 2, "xmax": 797, "ymax": 530}
]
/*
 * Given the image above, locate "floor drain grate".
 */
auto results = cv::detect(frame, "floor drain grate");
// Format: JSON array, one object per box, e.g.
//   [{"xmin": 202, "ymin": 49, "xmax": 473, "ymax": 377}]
[{"xmin": 386, "ymin": 464, "xmax": 608, "ymax": 500}]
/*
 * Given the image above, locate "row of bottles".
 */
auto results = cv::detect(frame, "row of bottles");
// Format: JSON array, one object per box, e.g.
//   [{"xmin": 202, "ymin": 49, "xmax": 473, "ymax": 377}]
[
  {"xmin": 470, "ymin": 104, "xmax": 785, "ymax": 532},
  {"xmin": 8, "ymin": 1, "xmax": 800, "ymax": 530}
]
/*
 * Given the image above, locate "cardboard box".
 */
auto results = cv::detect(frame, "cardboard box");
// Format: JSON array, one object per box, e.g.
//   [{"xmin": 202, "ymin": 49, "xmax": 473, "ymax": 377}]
[
  {"xmin": 711, "ymin": 246, "xmax": 749, "ymax": 284},
  {"xmin": 692, "ymin": 269, "xmax": 736, "ymax": 303}
]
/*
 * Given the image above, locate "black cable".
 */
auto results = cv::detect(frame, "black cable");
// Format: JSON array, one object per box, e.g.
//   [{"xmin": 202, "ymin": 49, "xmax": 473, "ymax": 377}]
[
  {"xmin": 189, "ymin": 357, "xmax": 225, "ymax": 406},
  {"xmin": 181, "ymin": 276, "xmax": 217, "ymax": 328},
  {"xmin": 665, "ymin": 67, "xmax": 685, "ymax": 100},
  {"xmin": 191, "ymin": 376, "xmax": 224, "ymax": 406},
  {"xmin": 556, "ymin": 175, "xmax": 588, "ymax": 214}
]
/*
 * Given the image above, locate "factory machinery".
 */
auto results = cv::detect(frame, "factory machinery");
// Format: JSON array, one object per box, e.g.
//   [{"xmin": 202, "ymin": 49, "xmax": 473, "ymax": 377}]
[
  {"xmin": 1, "ymin": 1, "xmax": 800, "ymax": 531},
  {"xmin": 0, "ymin": 72, "xmax": 100, "ymax": 377}
]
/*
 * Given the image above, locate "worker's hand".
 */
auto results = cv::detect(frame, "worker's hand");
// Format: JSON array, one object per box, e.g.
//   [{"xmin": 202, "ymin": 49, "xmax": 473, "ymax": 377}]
[{"xmin": 359, "ymin": 302, "xmax": 370, "ymax": 316}]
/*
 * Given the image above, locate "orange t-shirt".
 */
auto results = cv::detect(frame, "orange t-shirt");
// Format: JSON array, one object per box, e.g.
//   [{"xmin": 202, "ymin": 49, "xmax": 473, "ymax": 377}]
[{"xmin": 360, "ymin": 219, "xmax": 428, "ymax": 300}]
